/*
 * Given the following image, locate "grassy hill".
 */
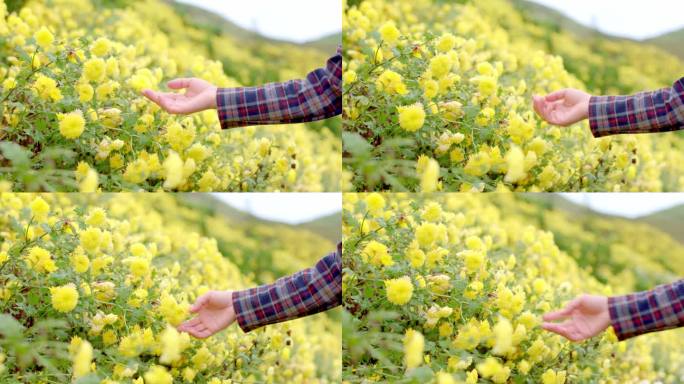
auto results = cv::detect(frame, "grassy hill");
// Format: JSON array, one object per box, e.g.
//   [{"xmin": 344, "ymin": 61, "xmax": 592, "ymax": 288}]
[
  {"xmin": 511, "ymin": 0, "xmax": 606, "ymax": 40},
  {"xmin": 520, "ymin": 193, "xmax": 597, "ymax": 216},
  {"xmin": 522, "ymin": 193, "xmax": 684, "ymax": 245},
  {"xmin": 180, "ymin": 193, "xmax": 341, "ymax": 242},
  {"xmin": 166, "ymin": 0, "xmax": 267, "ymax": 41},
  {"xmin": 640, "ymin": 204, "xmax": 684, "ymax": 244},
  {"xmin": 167, "ymin": 193, "xmax": 339, "ymax": 285},
  {"xmin": 646, "ymin": 28, "xmax": 684, "ymax": 60},
  {"xmin": 296, "ymin": 212, "xmax": 342, "ymax": 243},
  {"xmin": 304, "ymin": 32, "xmax": 342, "ymax": 53},
  {"xmin": 494, "ymin": 194, "xmax": 684, "ymax": 293},
  {"xmin": 514, "ymin": 0, "xmax": 684, "ymax": 63},
  {"xmin": 166, "ymin": 0, "xmax": 339, "ymax": 53}
]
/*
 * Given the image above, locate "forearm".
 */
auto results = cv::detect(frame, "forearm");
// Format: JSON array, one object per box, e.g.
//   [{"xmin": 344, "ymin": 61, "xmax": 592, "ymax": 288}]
[
  {"xmin": 589, "ymin": 78, "xmax": 684, "ymax": 137},
  {"xmin": 216, "ymin": 49, "xmax": 342, "ymax": 129},
  {"xmin": 232, "ymin": 242, "xmax": 342, "ymax": 332},
  {"xmin": 608, "ymin": 278, "xmax": 684, "ymax": 340}
]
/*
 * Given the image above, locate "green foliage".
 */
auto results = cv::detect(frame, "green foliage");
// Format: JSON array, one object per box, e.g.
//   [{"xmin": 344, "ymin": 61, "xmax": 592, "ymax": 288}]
[{"xmin": 5, "ymin": 0, "xmax": 26, "ymax": 13}]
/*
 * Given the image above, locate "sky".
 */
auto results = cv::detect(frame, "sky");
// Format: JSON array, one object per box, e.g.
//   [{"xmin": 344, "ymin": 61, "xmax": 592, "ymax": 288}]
[
  {"xmin": 560, "ymin": 193, "xmax": 684, "ymax": 218},
  {"xmin": 527, "ymin": 0, "xmax": 684, "ymax": 40},
  {"xmin": 212, "ymin": 192, "xmax": 682, "ymax": 223},
  {"xmin": 174, "ymin": 0, "xmax": 341, "ymax": 43},
  {"xmin": 213, "ymin": 193, "xmax": 341, "ymax": 224}
]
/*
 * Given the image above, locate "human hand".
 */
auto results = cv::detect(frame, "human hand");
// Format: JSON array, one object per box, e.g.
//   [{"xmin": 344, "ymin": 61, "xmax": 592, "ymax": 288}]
[
  {"xmin": 532, "ymin": 89, "xmax": 591, "ymax": 126},
  {"xmin": 177, "ymin": 290, "xmax": 236, "ymax": 338},
  {"xmin": 142, "ymin": 78, "xmax": 217, "ymax": 114},
  {"xmin": 541, "ymin": 294, "xmax": 611, "ymax": 342}
]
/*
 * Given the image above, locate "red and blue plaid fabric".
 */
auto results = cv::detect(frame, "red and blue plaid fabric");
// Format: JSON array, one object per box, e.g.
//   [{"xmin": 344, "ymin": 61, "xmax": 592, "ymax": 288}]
[
  {"xmin": 216, "ymin": 47, "xmax": 342, "ymax": 129},
  {"xmin": 232, "ymin": 242, "xmax": 342, "ymax": 332},
  {"xmin": 589, "ymin": 77, "xmax": 684, "ymax": 137},
  {"xmin": 608, "ymin": 279, "xmax": 684, "ymax": 341}
]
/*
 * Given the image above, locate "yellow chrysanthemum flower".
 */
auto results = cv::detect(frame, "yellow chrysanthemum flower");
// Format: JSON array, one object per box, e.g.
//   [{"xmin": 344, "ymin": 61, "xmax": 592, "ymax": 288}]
[
  {"xmin": 30, "ymin": 196, "xmax": 50, "ymax": 220},
  {"xmin": 379, "ymin": 21, "xmax": 400, "ymax": 44},
  {"xmin": 90, "ymin": 37, "xmax": 111, "ymax": 57},
  {"xmin": 504, "ymin": 146, "xmax": 525, "ymax": 183},
  {"xmin": 403, "ymin": 329, "xmax": 424, "ymax": 370},
  {"xmin": 385, "ymin": 276, "xmax": 413, "ymax": 305},
  {"xmin": 77, "ymin": 83, "xmax": 94, "ymax": 103},
  {"xmin": 83, "ymin": 57, "xmax": 106, "ymax": 82},
  {"xmin": 58, "ymin": 110, "xmax": 86, "ymax": 139},
  {"xmin": 365, "ymin": 192, "xmax": 385, "ymax": 214},
  {"xmin": 72, "ymin": 339, "xmax": 92, "ymax": 379},
  {"xmin": 25, "ymin": 246, "xmax": 57, "ymax": 273},
  {"xmin": 143, "ymin": 365, "xmax": 173, "ymax": 384},
  {"xmin": 50, "ymin": 283, "xmax": 79, "ymax": 313},
  {"xmin": 361, "ymin": 240, "xmax": 393, "ymax": 266},
  {"xmin": 34, "ymin": 26, "xmax": 54, "ymax": 49},
  {"xmin": 162, "ymin": 151, "xmax": 184, "ymax": 190},
  {"xmin": 397, "ymin": 103, "xmax": 426, "ymax": 132}
]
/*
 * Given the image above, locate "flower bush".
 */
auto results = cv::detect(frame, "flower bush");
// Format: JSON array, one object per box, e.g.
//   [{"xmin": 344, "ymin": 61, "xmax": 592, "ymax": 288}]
[
  {"xmin": 0, "ymin": 0, "xmax": 341, "ymax": 191},
  {"xmin": 0, "ymin": 193, "xmax": 341, "ymax": 383},
  {"xmin": 342, "ymin": 0, "xmax": 684, "ymax": 192},
  {"xmin": 342, "ymin": 193, "xmax": 684, "ymax": 383}
]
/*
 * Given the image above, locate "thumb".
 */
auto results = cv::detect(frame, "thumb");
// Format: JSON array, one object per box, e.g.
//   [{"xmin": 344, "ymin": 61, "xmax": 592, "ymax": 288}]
[
  {"xmin": 142, "ymin": 89, "xmax": 160, "ymax": 103},
  {"xmin": 541, "ymin": 321, "xmax": 578, "ymax": 341},
  {"xmin": 532, "ymin": 95, "xmax": 544, "ymax": 115},
  {"xmin": 544, "ymin": 89, "xmax": 567, "ymax": 102},
  {"xmin": 190, "ymin": 292, "xmax": 212, "ymax": 313},
  {"xmin": 167, "ymin": 78, "xmax": 192, "ymax": 90},
  {"xmin": 543, "ymin": 297, "xmax": 582, "ymax": 321}
]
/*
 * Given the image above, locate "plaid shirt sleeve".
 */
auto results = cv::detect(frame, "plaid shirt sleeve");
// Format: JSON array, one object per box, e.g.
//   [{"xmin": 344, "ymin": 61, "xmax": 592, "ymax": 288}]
[
  {"xmin": 232, "ymin": 242, "xmax": 342, "ymax": 333},
  {"xmin": 588, "ymin": 77, "xmax": 684, "ymax": 137},
  {"xmin": 216, "ymin": 47, "xmax": 342, "ymax": 129},
  {"xmin": 608, "ymin": 279, "xmax": 684, "ymax": 341}
]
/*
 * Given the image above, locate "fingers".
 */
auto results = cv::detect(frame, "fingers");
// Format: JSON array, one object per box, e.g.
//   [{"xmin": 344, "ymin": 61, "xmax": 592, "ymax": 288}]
[
  {"xmin": 532, "ymin": 95, "xmax": 543, "ymax": 116},
  {"xmin": 182, "ymin": 321, "xmax": 214, "ymax": 339},
  {"xmin": 533, "ymin": 94, "xmax": 550, "ymax": 121},
  {"xmin": 177, "ymin": 316, "xmax": 202, "ymax": 332},
  {"xmin": 190, "ymin": 292, "xmax": 212, "ymax": 313},
  {"xmin": 142, "ymin": 89, "xmax": 173, "ymax": 111},
  {"xmin": 177, "ymin": 317, "xmax": 205, "ymax": 333},
  {"xmin": 545, "ymin": 89, "xmax": 567, "ymax": 102},
  {"xmin": 193, "ymin": 328, "xmax": 214, "ymax": 339},
  {"xmin": 533, "ymin": 95, "xmax": 557, "ymax": 122},
  {"xmin": 541, "ymin": 321, "xmax": 583, "ymax": 342},
  {"xmin": 142, "ymin": 89, "xmax": 160, "ymax": 104},
  {"xmin": 541, "ymin": 321, "xmax": 565, "ymax": 334},
  {"xmin": 167, "ymin": 78, "xmax": 191, "ymax": 90},
  {"xmin": 185, "ymin": 324, "xmax": 208, "ymax": 338},
  {"xmin": 543, "ymin": 297, "xmax": 582, "ymax": 321}
]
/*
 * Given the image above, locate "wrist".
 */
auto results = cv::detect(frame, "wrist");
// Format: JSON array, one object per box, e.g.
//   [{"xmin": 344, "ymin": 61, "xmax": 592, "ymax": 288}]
[
  {"xmin": 582, "ymin": 94, "xmax": 592, "ymax": 120},
  {"xmin": 210, "ymin": 86, "xmax": 218, "ymax": 109},
  {"xmin": 600, "ymin": 298, "xmax": 611, "ymax": 330}
]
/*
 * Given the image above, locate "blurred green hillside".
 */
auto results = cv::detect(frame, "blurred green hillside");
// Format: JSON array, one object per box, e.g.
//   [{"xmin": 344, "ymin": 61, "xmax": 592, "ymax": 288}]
[
  {"xmin": 647, "ymin": 28, "xmax": 684, "ymax": 61},
  {"xmin": 176, "ymin": 194, "xmax": 341, "ymax": 284},
  {"xmin": 639, "ymin": 205, "xmax": 684, "ymax": 244},
  {"xmin": 506, "ymin": 0, "xmax": 684, "ymax": 95},
  {"xmin": 504, "ymin": 194, "xmax": 684, "ymax": 293}
]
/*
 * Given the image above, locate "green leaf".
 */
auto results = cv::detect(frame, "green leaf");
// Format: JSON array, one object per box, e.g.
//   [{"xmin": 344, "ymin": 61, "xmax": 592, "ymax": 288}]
[
  {"xmin": 0, "ymin": 141, "xmax": 31, "ymax": 169},
  {"xmin": 343, "ymin": 132, "xmax": 372, "ymax": 157},
  {"xmin": 27, "ymin": 291, "xmax": 41, "ymax": 306},
  {"xmin": 74, "ymin": 374, "xmax": 102, "ymax": 384},
  {"xmin": 0, "ymin": 314, "xmax": 25, "ymax": 339},
  {"xmin": 405, "ymin": 365, "xmax": 434, "ymax": 381}
]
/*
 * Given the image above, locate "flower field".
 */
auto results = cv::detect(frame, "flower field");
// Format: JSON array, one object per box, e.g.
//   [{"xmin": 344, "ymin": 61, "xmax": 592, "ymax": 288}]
[
  {"xmin": 342, "ymin": 0, "xmax": 684, "ymax": 192},
  {"xmin": 0, "ymin": 193, "xmax": 341, "ymax": 383},
  {"xmin": 342, "ymin": 193, "xmax": 684, "ymax": 383},
  {"xmin": 0, "ymin": 0, "xmax": 341, "ymax": 192}
]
